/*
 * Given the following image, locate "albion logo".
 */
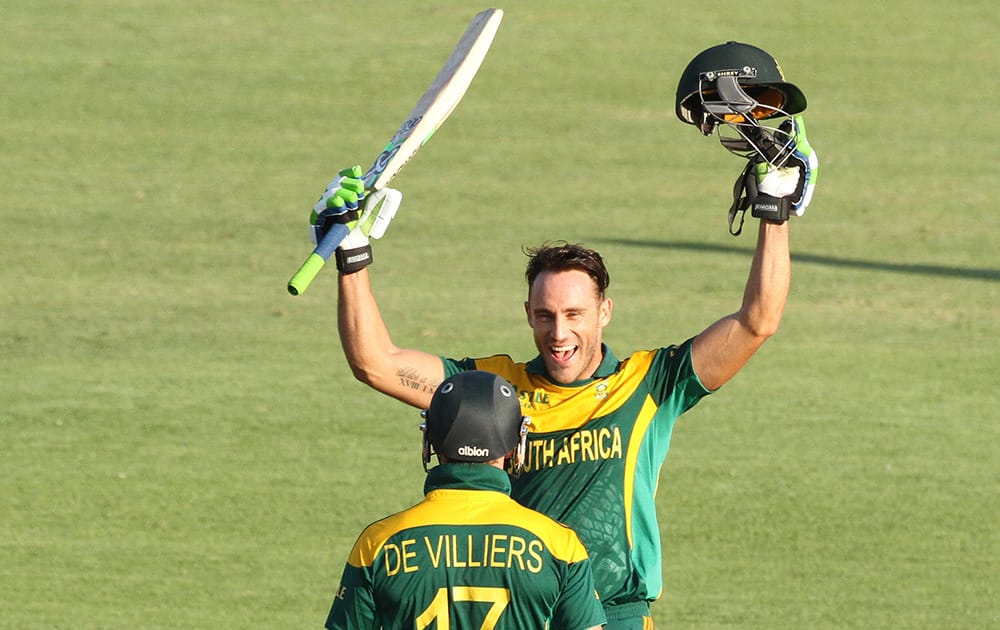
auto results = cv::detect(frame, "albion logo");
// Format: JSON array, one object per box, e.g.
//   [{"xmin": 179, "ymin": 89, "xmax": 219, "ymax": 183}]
[{"xmin": 458, "ymin": 445, "xmax": 490, "ymax": 457}]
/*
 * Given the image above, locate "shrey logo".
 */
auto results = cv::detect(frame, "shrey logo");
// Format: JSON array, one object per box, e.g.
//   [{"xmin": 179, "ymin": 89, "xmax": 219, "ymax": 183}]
[{"xmin": 458, "ymin": 445, "xmax": 490, "ymax": 457}]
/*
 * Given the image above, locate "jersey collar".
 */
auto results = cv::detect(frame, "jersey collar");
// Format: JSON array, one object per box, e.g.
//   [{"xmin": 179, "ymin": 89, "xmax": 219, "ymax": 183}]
[
  {"xmin": 525, "ymin": 343, "xmax": 620, "ymax": 385},
  {"xmin": 423, "ymin": 463, "xmax": 512, "ymax": 496}
]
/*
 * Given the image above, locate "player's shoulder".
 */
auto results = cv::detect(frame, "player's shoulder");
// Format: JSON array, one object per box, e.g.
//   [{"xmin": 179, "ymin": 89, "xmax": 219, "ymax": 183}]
[
  {"xmin": 461, "ymin": 354, "xmax": 533, "ymax": 385},
  {"xmin": 505, "ymin": 503, "xmax": 591, "ymax": 564},
  {"xmin": 442, "ymin": 353, "xmax": 523, "ymax": 377},
  {"xmin": 611, "ymin": 348, "xmax": 661, "ymax": 378},
  {"xmin": 348, "ymin": 504, "xmax": 429, "ymax": 567},
  {"xmin": 470, "ymin": 353, "xmax": 522, "ymax": 370},
  {"xmin": 620, "ymin": 340, "xmax": 692, "ymax": 368}
]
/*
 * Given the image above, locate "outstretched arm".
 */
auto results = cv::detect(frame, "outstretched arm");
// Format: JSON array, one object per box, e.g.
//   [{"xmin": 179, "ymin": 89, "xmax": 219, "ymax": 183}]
[
  {"xmin": 338, "ymin": 269, "xmax": 445, "ymax": 409},
  {"xmin": 306, "ymin": 167, "xmax": 444, "ymax": 408},
  {"xmin": 691, "ymin": 219, "xmax": 789, "ymax": 391},
  {"xmin": 691, "ymin": 114, "xmax": 816, "ymax": 391}
]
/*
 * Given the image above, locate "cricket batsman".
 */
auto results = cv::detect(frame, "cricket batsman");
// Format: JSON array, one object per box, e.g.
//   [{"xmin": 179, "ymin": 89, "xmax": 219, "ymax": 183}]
[{"xmin": 313, "ymin": 41, "xmax": 817, "ymax": 629}]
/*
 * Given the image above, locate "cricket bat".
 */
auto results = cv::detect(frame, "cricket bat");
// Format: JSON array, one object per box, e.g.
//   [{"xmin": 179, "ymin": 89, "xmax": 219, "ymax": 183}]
[{"xmin": 287, "ymin": 8, "xmax": 504, "ymax": 296}]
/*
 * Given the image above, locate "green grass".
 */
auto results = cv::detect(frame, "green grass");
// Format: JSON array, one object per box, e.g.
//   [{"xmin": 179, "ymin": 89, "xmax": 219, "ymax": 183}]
[{"xmin": 2, "ymin": 0, "xmax": 998, "ymax": 628}]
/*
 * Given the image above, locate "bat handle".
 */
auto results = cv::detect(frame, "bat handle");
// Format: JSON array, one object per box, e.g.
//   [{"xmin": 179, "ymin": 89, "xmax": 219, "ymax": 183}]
[{"xmin": 287, "ymin": 223, "xmax": 351, "ymax": 296}]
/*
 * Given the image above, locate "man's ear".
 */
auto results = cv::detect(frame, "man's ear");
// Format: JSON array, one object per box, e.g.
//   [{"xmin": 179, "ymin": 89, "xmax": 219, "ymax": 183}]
[
  {"xmin": 524, "ymin": 300, "xmax": 532, "ymax": 326},
  {"xmin": 599, "ymin": 298, "xmax": 613, "ymax": 327}
]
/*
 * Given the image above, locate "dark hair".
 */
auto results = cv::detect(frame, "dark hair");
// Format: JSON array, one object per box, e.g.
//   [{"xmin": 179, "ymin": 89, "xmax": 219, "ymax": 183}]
[{"xmin": 523, "ymin": 241, "xmax": 610, "ymax": 298}]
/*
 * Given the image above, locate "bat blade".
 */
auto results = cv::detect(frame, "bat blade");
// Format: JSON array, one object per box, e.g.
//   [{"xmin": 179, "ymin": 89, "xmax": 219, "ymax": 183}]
[
  {"xmin": 287, "ymin": 8, "xmax": 503, "ymax": 296},
  {"xmin": 362, "ymin": 8, "xmax": 503, "ymax": 191}
]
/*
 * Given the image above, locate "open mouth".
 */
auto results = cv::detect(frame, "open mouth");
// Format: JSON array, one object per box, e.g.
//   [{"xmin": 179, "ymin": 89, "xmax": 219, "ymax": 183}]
[{"xmin": 550, "ymin": 345, "xmax": 577, "ymax": 365}]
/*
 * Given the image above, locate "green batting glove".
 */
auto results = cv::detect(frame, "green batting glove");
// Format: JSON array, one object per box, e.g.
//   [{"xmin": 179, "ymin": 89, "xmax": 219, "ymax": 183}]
[
  {"xmin": 307, "ymin": 165, "xmax": 403, "ymax": 274},
  {"xmin": 309, "ymin": 165, "xmax": 366, "ymax": 245},
  {"xmin": 756, "ymin": 115, "xmax": 819, "ymax": 216}
]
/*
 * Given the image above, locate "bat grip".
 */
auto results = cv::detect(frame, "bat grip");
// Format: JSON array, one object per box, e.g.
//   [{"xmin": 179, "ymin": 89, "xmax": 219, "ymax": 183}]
[{"xmin": 287, "ymin": 223, "xmax": 351, "ymax": 296}]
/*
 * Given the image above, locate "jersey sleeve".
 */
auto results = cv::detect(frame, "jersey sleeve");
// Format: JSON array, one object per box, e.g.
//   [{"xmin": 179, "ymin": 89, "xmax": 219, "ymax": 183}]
[
  {"xmin": 441, "ymin": 355, "xmax": 477, "ymax": 378},
  {"xmin": 550, "ymin": 555, "xmax": 607, "ymax": 630},
  {"xmin": 324, "ymin": 561, "xmax": 378, "ymax": 630},
  {"xmin": 646, "ymin": 337, "xmax": 712, "ymax": 411}
]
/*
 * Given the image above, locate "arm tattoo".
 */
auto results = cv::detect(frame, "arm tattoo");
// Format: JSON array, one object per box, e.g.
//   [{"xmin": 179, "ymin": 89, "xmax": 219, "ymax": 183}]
[{"xmin": 397, "ymin": 367, "xmax": 441, "ymax": 394}]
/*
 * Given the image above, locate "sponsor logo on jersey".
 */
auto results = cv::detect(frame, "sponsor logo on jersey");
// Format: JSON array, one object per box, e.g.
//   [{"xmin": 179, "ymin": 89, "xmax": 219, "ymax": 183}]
[{"xmin": 516, "ymin": 388, "xmax": 550, "ymax": 409}]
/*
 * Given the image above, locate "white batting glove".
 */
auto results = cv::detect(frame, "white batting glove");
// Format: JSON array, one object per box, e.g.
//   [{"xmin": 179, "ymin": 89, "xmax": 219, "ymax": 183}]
[
  {"xmin": 333, "ymin": 187, "xmax": 402, "ymax": 274},
  {"xmin": 758, "ymin": 115, "xmax": 818, "ymax": 217},
  {"xmin": 358, "ymin": 188, "xmax": 402, "ymax": 240},
  {"xmin": 308, "ymin": 165, "xmax": 402, "ymax": 274},
  {"xmin": 757, "ymin": 166, "xmax": 800, "ymax": 196}
]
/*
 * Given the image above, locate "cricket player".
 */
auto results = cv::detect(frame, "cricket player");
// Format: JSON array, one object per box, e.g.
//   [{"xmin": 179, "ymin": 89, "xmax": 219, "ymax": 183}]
[
  {"xmin": 325, "ymin": 371, "xmax": 606, "ymax": 630},
  {"xmin": 314, "ymin": 43, "xmax": 817, "ymax": 629}
]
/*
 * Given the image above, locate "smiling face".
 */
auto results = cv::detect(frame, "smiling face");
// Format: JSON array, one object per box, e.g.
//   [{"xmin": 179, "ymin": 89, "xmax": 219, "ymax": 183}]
[{"xmin": 525, "ymin": 269, "xmax": 613, "ymax": 385}]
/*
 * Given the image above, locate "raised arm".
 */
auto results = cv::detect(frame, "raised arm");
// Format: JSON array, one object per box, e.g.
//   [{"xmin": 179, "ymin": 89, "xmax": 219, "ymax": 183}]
[
  {"xmin": 338, "ymin": 268, "xmax": 445, "ymax": 409},
  {"xmin": 691, "ymin": 219, "xmax": 789, "ymax": 391},
  {"xmin": 690, "ymin": 115, "xmax": 817, "ymax": 391},
  {"xmin": 305, "ymin": 166, "xmax": 445, "ymax": 409}
]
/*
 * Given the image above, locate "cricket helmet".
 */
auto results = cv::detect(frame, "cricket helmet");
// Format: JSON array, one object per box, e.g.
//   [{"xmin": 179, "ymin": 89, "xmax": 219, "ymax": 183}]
[
  {"xmin": 675, "ymin": 41, "xmax": 806, "ymax": 136},
  {"xmin": 421, "ymin": 371, "xmax": 531, "ymax": 472}
]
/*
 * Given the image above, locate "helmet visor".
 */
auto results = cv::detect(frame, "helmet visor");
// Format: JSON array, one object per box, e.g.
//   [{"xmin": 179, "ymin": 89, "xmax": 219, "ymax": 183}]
[{"xmin": 696, "ymin": 71, "xmax": 798, "ymax": 165}]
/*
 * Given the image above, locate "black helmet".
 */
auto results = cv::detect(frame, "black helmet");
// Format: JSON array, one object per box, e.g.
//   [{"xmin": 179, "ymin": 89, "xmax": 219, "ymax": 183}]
[
  {"xmin": 422, "ymin": 371, "xmax": 528, "ymax": 467},
  {"xmin": 676, "ymin": 41, "xmax": 806, "ymax": 134}
]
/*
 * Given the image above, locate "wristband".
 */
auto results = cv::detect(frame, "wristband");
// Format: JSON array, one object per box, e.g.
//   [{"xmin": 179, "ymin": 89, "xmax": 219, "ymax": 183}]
[
  {"xmin": 335, "ymin": 244, "xmax": 373, "ymax": 274},
  {"xmin": 750, "ymin": 194, "xmax": 790, "ymax": 223}
]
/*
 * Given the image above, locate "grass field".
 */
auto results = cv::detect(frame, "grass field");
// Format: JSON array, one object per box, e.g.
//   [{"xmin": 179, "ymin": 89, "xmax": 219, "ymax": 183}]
[{"xmin": 2, "ymin": 1, "xmax": 997, "ymax": 628}]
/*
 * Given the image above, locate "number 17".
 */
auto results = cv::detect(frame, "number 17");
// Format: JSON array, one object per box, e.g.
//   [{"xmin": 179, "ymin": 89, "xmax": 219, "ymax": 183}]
[{"xmin": 415, "ymin": 586, "xmax": 511, "ymax": 630}]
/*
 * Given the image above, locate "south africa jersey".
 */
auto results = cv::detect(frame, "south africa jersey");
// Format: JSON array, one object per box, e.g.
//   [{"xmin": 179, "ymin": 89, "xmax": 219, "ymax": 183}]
[
  {"xmin": 442, "ymin": 339, "xmax": 711, "ymax": 610},
  {"xmin": 325, "ymin": 464, "xmax": 606, "ymax": 630}
]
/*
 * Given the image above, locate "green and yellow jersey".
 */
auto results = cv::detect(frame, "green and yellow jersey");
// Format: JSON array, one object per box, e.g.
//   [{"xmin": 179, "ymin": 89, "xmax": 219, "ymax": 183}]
[
  {"xmin": 442, "ymin": 339, "xmax": 711, "ymax": 617},
  {"xmin": 325, "ymin": 464, "xmax": 606, "ymax": 630}
]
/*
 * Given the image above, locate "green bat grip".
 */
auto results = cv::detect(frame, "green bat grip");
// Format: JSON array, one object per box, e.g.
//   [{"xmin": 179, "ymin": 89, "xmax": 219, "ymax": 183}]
[
  {"xmin": 287, "ymin": 222, "xmax": 351, "ymax": 295},
  {"xmin": 287, "ymin": 253, "xmax": 325, "ymax": 295}
]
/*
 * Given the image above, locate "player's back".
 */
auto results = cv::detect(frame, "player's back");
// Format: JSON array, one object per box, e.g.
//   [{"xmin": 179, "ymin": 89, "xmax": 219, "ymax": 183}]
[{"xmin": 325, "ymin": 465, "xmax": 604, "ymax": 629}]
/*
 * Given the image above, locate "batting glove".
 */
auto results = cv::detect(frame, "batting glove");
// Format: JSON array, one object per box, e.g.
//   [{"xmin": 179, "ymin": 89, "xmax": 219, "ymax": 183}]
[
  {"xmin": 310, "ymin": 166, "xmax": 366, "ymax": 244},
  {"xmin": 728, "ymin": 115, "xmax": 818, "ymax": 233},
  {"xmin": 754, "ymin": 115, "xmax": 819, "ymax": 218},
  {"xmin": 309, "ymin": 165, "xmax": 402, "ymax": 274}
]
